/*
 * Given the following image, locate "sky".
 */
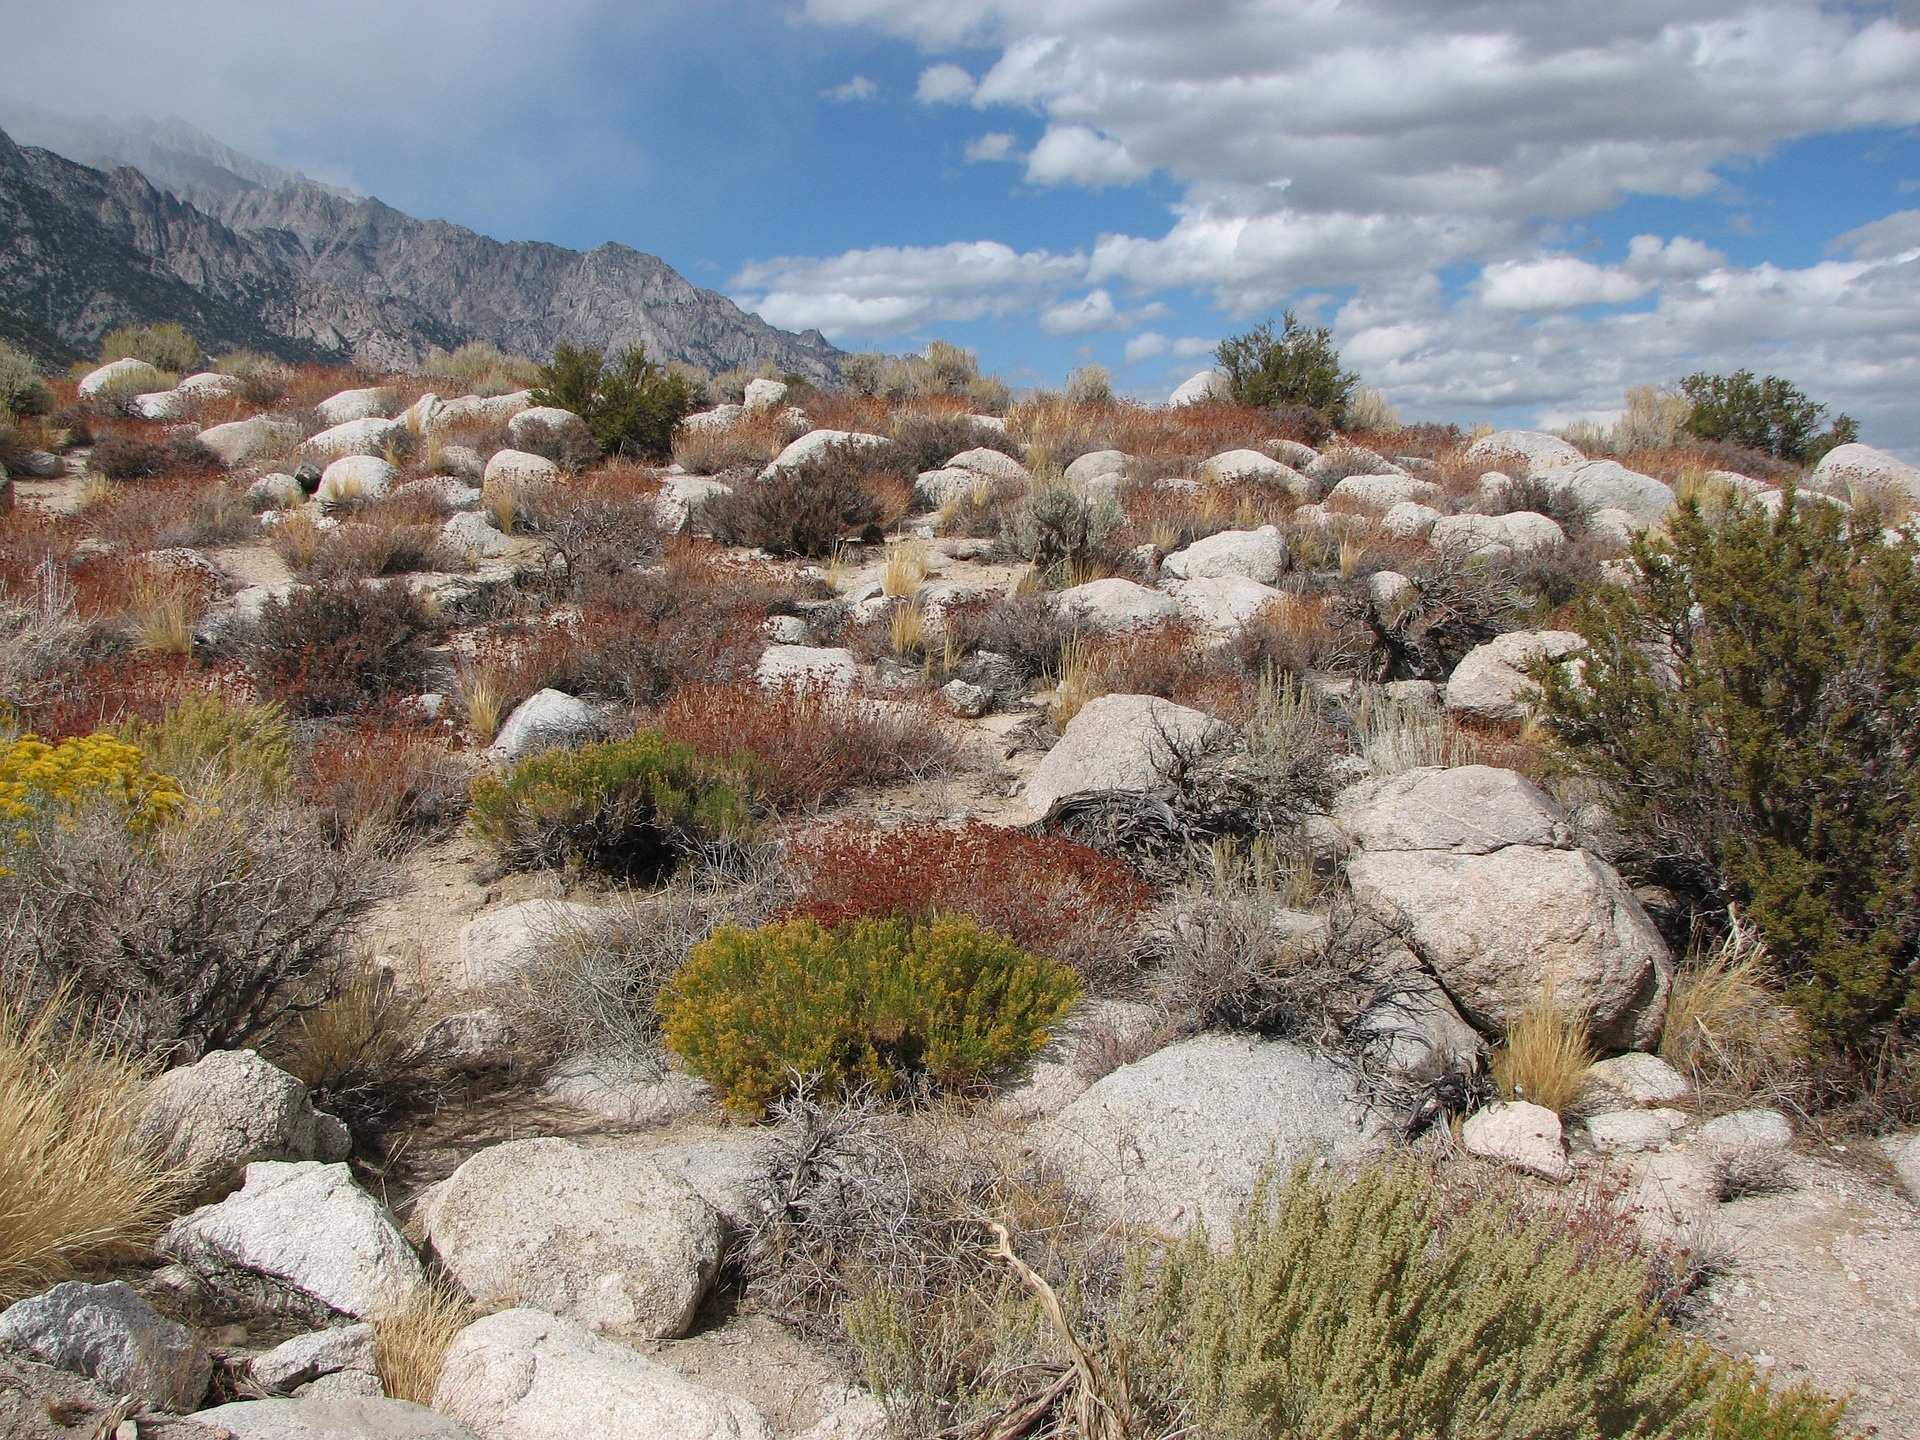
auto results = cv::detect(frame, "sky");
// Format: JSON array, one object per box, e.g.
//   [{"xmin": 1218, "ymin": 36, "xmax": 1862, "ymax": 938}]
[{"xmin": 5, "ymin": 1, "xmax": 1920, "ymax": 450}]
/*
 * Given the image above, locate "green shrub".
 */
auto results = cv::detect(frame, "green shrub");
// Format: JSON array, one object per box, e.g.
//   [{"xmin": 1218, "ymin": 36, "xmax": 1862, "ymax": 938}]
[
  {"xmin": 1214, "ymin": 311, "xmax": 1357, "ymax": 423},
  {"xmin": 845, "ymin": 341, "xmax": 1011, "ymax": 412},
  {"xmin": 1678, "ymin": 371, "xmax": 1857, "ymax": 465},
  {"xmin": 1133, "ymin": 1162, "xmax": 1846, "ymax": 1439},
  {"xmin": 0, "ymin": 341, "xmax": 52, "ymax": 421},
  {"xmin": 421, "ymin": 342, "xmax": 541, "ymax": 391},
  {"xmin": 467, "ymin": 732, "xmax": 753, "ymax": 876},
  {"xmin": 119, "ymin": 692, "xmax": 294, "ymax": 797},
  {"xmin": 657, "ymin": 913, "xmax": 1081, "ymax": 1114},
  {"xmin": 1002, "ymin": 477, "xmax": 1122, "ymax": 585},
  {"xmin": 531, "ymin": 341, "xmax": 699, "ymax": 461},
  {"xmin": 1537, "ymin": 497, "xmax": 1920, "ymax": 1060},
  {"xmin": 99, "ymin": 322, "xmax": 201, "ymax": 375}
]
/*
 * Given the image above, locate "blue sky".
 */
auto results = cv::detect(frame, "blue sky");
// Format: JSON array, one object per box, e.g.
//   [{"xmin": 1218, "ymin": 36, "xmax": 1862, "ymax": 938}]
[{"xmin": 6, "ymin": 1, "xmax": 1920, "ymax": 450}]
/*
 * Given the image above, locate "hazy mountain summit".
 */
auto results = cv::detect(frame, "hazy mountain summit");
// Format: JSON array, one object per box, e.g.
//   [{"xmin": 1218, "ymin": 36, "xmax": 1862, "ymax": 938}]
[{"xmin": 0, "ymin": 98, "xmax": 843, "ymax": 379}]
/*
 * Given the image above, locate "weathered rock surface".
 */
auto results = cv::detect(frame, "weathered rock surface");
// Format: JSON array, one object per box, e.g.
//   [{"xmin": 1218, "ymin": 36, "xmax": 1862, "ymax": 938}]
[
  {"xmin": 764, "ymin": 429, "xmax": 890, "ymax": 475},
  {"xmin": 193, "ymin": 1397, "xmax": 475, "ymax": 1440},
  {"xmin": 0, "ymin": 1281, "xmax": 209, "ymax": 1413},
  {"xmin": 315, "ymin": 456, "xmax": 396, "ymax": 507},
  {"xmin": 78, "ymin": 357, "xmax": 164, "ymax": 398},
  {"xmin": 1347, "ymin": 844, "xmax": 1672, "ymax": 1049},
  {"xmin": 1463, "ymin": 1101, "xmax": 1570, "ymax": 1181},
  {"xmin": 1811, "ymin": 442, "xmax": 1920, "ymax": 502},
  {"xmin": 313, "ymin": 388, "xmax": 393, "ymax": 427},
  {"xmin": 434, "ymin": 1309, "xmax": 769, "ymax": 1440},
  {"xmin": 157, "ymin": 1162, "xmax": 425, "ymax": 1323},
  {"xmin": 136, "ymin": 1048, "xmax": 351, "ymax": 1203},
  {"xmin": 455, "ymin": 900, "xmax": 612, "ymax": 992},
  {"xmin": 1197, "ymin": 449, "xmax": 1305, "ymax": 490},
  {"xmin": 1168, "ymin": 370, "xmax": 1229, "ymax": 407},
  {"xmin": 1161, "ymin": 575, "xmax": 1285, "ymax": 635},
  {"xmin": 201, "ymin": 416, "xmax": 301, "ymax": 467},
  {"xmin": 250, "ymin": 1324, "xmax": 376, "ymax": 1395},
  {"xmin": 424, "ymin": 1138, "xmax": 723, "ymax": 1338},
  {"xmin": 1062, "ymin": 450, "xmax": 1131, "ymax": 489},
  {"xmin": 1053, "ymin": 577, "xmax": 1181, "ymax": 632},
  {"xmin": 1326, "ymin": 473, "xmax": 1443, "ymax": 510},
  {"xmin": 480, "ymin": 449, "xmax": 559, "ymax": 487},
  {"xmin": 1462, "ymin": 430, "xmax": 1584, "ymax": 474},
  {"xmin": 1023, "ymin": 693, "xmax": 1228, "ymax": 817},
  {"xmin": 946, "ymin": 447, "xmax": 1029, "ymax": 484},
  {"xmin": 489, "ymin": 689, "xmax": 597, "ymax": 760},
  {"xmin": 1534, "ymin": 460, "xmax": 1674, "ymax": 530},
  {"xmin": 1038, "ymin": 1034, "xmax": 1385, "ymax": 1233},
  {"xmin": 304, "ymin": 418, "xmax": 404, "ymax": 464},
  {"xmin": 1333, "ymin": 765, "xmax": 1569, "ymax": 855},
  {"xmin": 1583, "ymin": 1052, "xmax": 1690, "ymax": 1107},
  {"xmin": 1443, "ymin": 629, "xmax": 1585, "ymax": 722},
  {"xmin": 1160, "ymin": 525, "xmax": 1286, "ymax": 583},
  {"xmin": 756, "ymin": 644, "xmax": 858, "ymax": 690}
]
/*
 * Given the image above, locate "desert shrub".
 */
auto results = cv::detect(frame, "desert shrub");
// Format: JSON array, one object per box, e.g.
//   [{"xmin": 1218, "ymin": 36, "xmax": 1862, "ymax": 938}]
[
  {"xmin": 670, "ymin": 408, "xmax": 794, "ymax": 472},
  {"xmin": 268, "ymin": 962, "xmax": 451, "ymax": 1139},
  {"xmin": 1228, "ymin": 593, "xmax": 1367, "ymax": 679},
  {"xmin": 248, "ymin": 580, "xmax": 443, "ymax": 717},
  {"xmin": 1002, "ymin": 477, "xmax": 1123, "ymax": 585},
  {"xmin": 101, "ymin": 322, "xmax": 201, "ymax": 374},
  {"xmin": 658, "ymin": 913, "xmax": 1080, "ymax": 1114},
  {"xmin": 1215, "ymin": 311, "xmax": 1357, "ymax": 424},
  {"xmin": 886, "ymin": 408, "xmax": 1021, "ymax": 475},
  {"xmin": 706, "ymin": 440, "xmax": 902, "ymax": 557},
  {"xmin": 89, "ymin": 432, "xmax": 171, "ymax": 481},
  {"xmin": 659, "ymin": 681, "xmax": 955, "ymax": 810},
  {"xmin": 121, "ymin": 692, "xmax": 293, "ymax": 797},
  {"xmin": 1679, "ymin": 370, "xmax": 1857, "ymax": 465},
  {"xmin": 1131, "ymin": 1161, "xmax": 1846, "ymax": 1439},
  {"xmin": 0, "ymin": 731, "xmax": 183, "ymax": 837},
  {"xmin": 0, "ymin": 793, "xmax": 392, "ymax": 1060},
  {"xmin": 1537, "ymin": 498, "xmax": 1920, "ymax": 1064},
  {"xmin": 421, "ymin": 342, "xmax": 540, "ymax": 393},
  {"xmin": 530, "ymin": 342, "xmax": 698, "ymax": 461},
  {"xmin": 509, "ymin": 846, "xmax": 786, "ymax": 1063},
  {"xmin": 1338, "ymin": 547, "xmax": 1518, "ymax": 682},
  {"xmin": 1482, "ymin": 471, "xmax": 1595, "ymax": 537},
  {"xmin": 845, "ymin": 341, "xmax": 1010, "ymax": 412},
  {"xmin": 1492, "ymin": 992, "xmax": 1595, "ymax": 1114},
  {"xmin": 467, "ymin": 732, "xmax": 753, "ymax": 876},
  {"xmin": 1052, "ymin": 619, "xmax": 1212, "ymax": 728},
  {"xmin": 0, "ymin": 341, "xmax": 51, "ymax": 421},
  {"xmin": 516, "ymin": 466, "xmax": 667, "ymax": 595},
  {"xmin": 0, "ymin": 994, "xmax": 177, "ymax": 1302},
  {"xmin": 1065, "ymin": 364, "xmax": 1115, "ymax": 404},
  {"xmin": 86, "ymin": 476, "xmax": 254, "ymax": 553},
  {"xmin": 942, "ymin": 592, "xmax": 1076, "ymax": 680},
  {"xmin": 295, "ymin": 503, "xmax": 450, "ymax": 582},
  {"xmin": 787, "ymin": 820, "xmax": 1151, "ymax": 986},
  {"xmin": 301, "ymin": 724, "xmax": 468, "ymax": 843},
  {"xmin": 1344, "ymin": 384, "xmax": 1399, "ymax": 433},
  {"xmin": 0, "ymin": 569, "xmax": 92, "ymax": 715}
]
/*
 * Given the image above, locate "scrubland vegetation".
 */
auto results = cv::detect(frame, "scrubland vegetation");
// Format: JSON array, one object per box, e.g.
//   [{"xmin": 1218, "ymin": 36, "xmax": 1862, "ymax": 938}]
[{"xmin": 0, "ymin": 317, "xmax": 1907, "ymax": 1436}]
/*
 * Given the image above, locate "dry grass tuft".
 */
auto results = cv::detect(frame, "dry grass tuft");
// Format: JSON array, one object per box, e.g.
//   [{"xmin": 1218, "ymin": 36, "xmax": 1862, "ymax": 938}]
[
  {"xmin": 127, "ymin": 565, "xmax": 209, "ymax": 655},
  {"xmin": 0, "ymin": 994, "xmax": 178, "ymax": 1302},
  {"xmin": 373, "ymin": 1276, "xmax": 474, "ymax": 1403},
  {"xmin": 1492, "ymin": 991, "xmax": 1594, "ymax": 1115},
  {"xmin": 1659, "ymin": 915, "xmax": 1806, "ymax": 1108},
  {"xmin": 882, "ymin": 539, "xmax": 930, "ymax": 597}
]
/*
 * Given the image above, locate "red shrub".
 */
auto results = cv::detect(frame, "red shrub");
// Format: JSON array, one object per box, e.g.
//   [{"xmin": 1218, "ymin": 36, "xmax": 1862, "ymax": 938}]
[
  {"xmin": 300, "ymin": 720, "xmax": 469, "ymax": 841},
  {"xmin": 786, "ymin": 819, "xmax": 1151, "ymax": 984},
  {"xmin": 657, "ymin": 681, "xmax": 954, "ymax": 810},
  {"xmin": 24, "ymin": 655, "xmax": 251, "ymax": 740}
]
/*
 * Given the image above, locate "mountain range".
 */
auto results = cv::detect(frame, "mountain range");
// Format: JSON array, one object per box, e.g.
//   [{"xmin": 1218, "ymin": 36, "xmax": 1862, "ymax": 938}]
[{"xmin": 0, "ymin": 98, "xmax": 843, "ymax": 381}]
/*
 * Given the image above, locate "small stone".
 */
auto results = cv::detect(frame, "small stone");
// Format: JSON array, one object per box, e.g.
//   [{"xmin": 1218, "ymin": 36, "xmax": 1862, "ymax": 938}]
[
  {"xmin": 1583, "ymin": 1052, "xmax": 1690, "ymax": 1106},
  {"xmin": 1584, "ymin": 1108, "xmax": 1687, "ymax": 1154},
  {"xmin": 941, "ymin": 678, "xmax": 993, "ymax": 717},
  {"xmin": 1462, "ymin": 1101, "xmax": 1571, "ymax": 1182},
  {"xmin": 1696, "ymin": 1108, "xmax": 1794, "ymax": 1152}
]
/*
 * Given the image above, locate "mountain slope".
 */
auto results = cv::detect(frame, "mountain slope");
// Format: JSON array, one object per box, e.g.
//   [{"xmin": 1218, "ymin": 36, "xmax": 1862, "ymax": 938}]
[{"xmin": 0, "ymin": 102, "xmax": 843, "ymax": 381}]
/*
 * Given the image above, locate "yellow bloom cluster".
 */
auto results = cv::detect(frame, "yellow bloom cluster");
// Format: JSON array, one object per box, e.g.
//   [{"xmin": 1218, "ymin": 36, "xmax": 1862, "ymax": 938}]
[{"xmin": 0, "ymin": 733, "xmax": 185, "ymax": 835}]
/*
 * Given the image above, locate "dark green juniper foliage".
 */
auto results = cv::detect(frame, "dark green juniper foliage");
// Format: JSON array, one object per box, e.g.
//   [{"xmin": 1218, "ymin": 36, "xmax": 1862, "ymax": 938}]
[
  {"xmin": 1678, "ymin": 370, "xmax": 1858, "ymax": 465},
  {"xmin": 1537, "ymin": 494, "xmax": 1920, "ymax": 1056},
  {"xmin": 531, "ymin": 341, "xmax": 700, "ymax": 461},
  {"xmin": 1214, "ymin": 311, "xmax": 1358, "ymax": 425}
]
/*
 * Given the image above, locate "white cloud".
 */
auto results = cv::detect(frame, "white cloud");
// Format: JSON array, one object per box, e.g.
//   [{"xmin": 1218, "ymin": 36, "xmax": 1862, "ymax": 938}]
[
  {"xmin": 822, "ymin": 75, "xmax": 879, "ymax": 102},
  {"xmin": 1832, "ymin": 209, "xmax": 1920, "ymax": 259},
  {"xmin": 730, "ymin": 239, "xmax": 1084, "ymax": 338},
  {"xmin": 1123, "ymin": 331, "xmax": 1170, "ymax": 363},
  {"xmin": 1171, "ymin": 335, "xmax": 1214, "ymax": 358},
  {"xmin": 963, "ymin": 131, "xmax": 1017, "ymax": 163},
  {"xmin": 1025, "ymin": 124, "xmax": 1146, "ymax": 188},
  {"xmin": 1478, "ymin": 257, "xmax": 1654, "ymax": 311},
  {"xmin": 915, "ymin": 62, "xmax": 975, "ymax": 104},
  {"xmin": 1039, "ymin": 288, "xmax": 1124, "ymax": 334}
]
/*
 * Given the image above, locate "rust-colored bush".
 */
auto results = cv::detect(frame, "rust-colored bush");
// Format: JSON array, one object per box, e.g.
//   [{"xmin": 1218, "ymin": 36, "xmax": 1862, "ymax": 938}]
[
  {"xmin": 301, "ymin": 721, "xmax": 469, "ymax": 841},
  {"xmin": 87, "ymin": 477, "xmax": 255, "ymax": 552},
  {"xmin": 659, "ymin": 681, "xmax": 954, "ymax": 810},
  {"xmin": 787, "ymin": 819, "xmax": 1151, "ymax": 985},
  {"xmin": 248, "ymin": 580, "xmax": 444, "ymax": 717},
  {"xmin": 23, "ymin": 655, "xmax": 248, "ymax": 741},
  {"xmin": 705, "ymin": 439, "xmax": 908, "ymax": 557}
]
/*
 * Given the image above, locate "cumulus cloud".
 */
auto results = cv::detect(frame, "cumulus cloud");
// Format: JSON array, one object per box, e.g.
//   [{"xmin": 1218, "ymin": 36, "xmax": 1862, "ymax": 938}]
[
  {"xmin": 1123, "ymin": 331, "xmax": 1170, "ymax": 363},
  {"xmin": 730, "ymin": 239, "xmax": 1084, "ymax": 337},
  {"xmin": 1478, "ymin": 257, "xmax": 1654, "ymax": 311},
  {"xmin": 963, "ymin": 131, "xmax": 1017, "ymax": 163},
  {"xmin": 822, "ymin": 75, "xmax": 879, "ymax": 102},
  {"xmin": 915, "ymin": 62, "xmax": 976, "ymax": 104},
  {"xmin": 1025, "ymin": 124, "xmax": 1147, "ymax": 188},
  {"xmin": 1832, "ymin": 209, "xmax": 1920, "ymax": 259},
  {"xmin": 1039, "ymin": 288, "xmax": 1127, "ymax": 334}
]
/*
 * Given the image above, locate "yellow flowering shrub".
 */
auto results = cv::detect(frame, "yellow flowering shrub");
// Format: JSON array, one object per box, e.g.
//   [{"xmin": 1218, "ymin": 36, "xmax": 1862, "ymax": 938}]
[{"xmin": 0, "ymin": 733, "xmax": 185, "ymax": 836}]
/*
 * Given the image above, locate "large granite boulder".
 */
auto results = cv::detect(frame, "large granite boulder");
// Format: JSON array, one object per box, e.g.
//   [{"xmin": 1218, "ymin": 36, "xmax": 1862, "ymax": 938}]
[
  {"xmin": 0, "ymin": 1281, "xmax": 209, "ymax": 1412},
  {"xmin": 424, "ymin": 1139, "xmax": 724, "ymax": 1338},
  {"xmin": 1443, "ymin": 629, "xmax": 1585, "ymax": 722},
  {"xmin": 1023, "ymin": 694, "xmax": 1228, "ymax": 817},
  {"xmin": 1037, "ymin": 1034, "xmax": 1386, "ymax": 1233},
  {"xmin": 136, "ymin": 1049, "xmax": 351, "ymax": 1203}
]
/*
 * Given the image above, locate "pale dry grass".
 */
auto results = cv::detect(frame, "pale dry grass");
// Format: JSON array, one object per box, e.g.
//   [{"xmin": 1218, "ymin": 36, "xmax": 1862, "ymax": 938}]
[
  {"xmin": 890, "ymin": 600, "xmax": 928, "ymax": 659},
  {"xmin": 374, "ymin": 1276, "xmax": 474, "ymax": 1402},
  {"xmin": 482, "ymin": 477, "xmax": 519, "ymax": 535},
  {"xmin": 1492, "ymin": 992, "xmax": 1594, "ymax": 1115},
  {"xmin": 1658, "ymin": 915, "xmax": 1806, "ymax": 1109},
  {"xmin": 127, "ymin": 567, "xmax": 207, "ymax": 655},
  {"xmin": 266, "ymin": 512, "xmax": 324, "ymax": 571},
  {"xmin": 1048, "ymin": 630, "xmax": 1100, "ymax": 730},
  {"xmin": 0, "ymin": 994, "xmax": 178, "ymax": 1302},
  {"xmin": 457, "ymin": 659, "xmax": 508, "ymax": 743},
  {"xmin": 883, "ymin": 539, "xmax": 931, "ymax": 597}
]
